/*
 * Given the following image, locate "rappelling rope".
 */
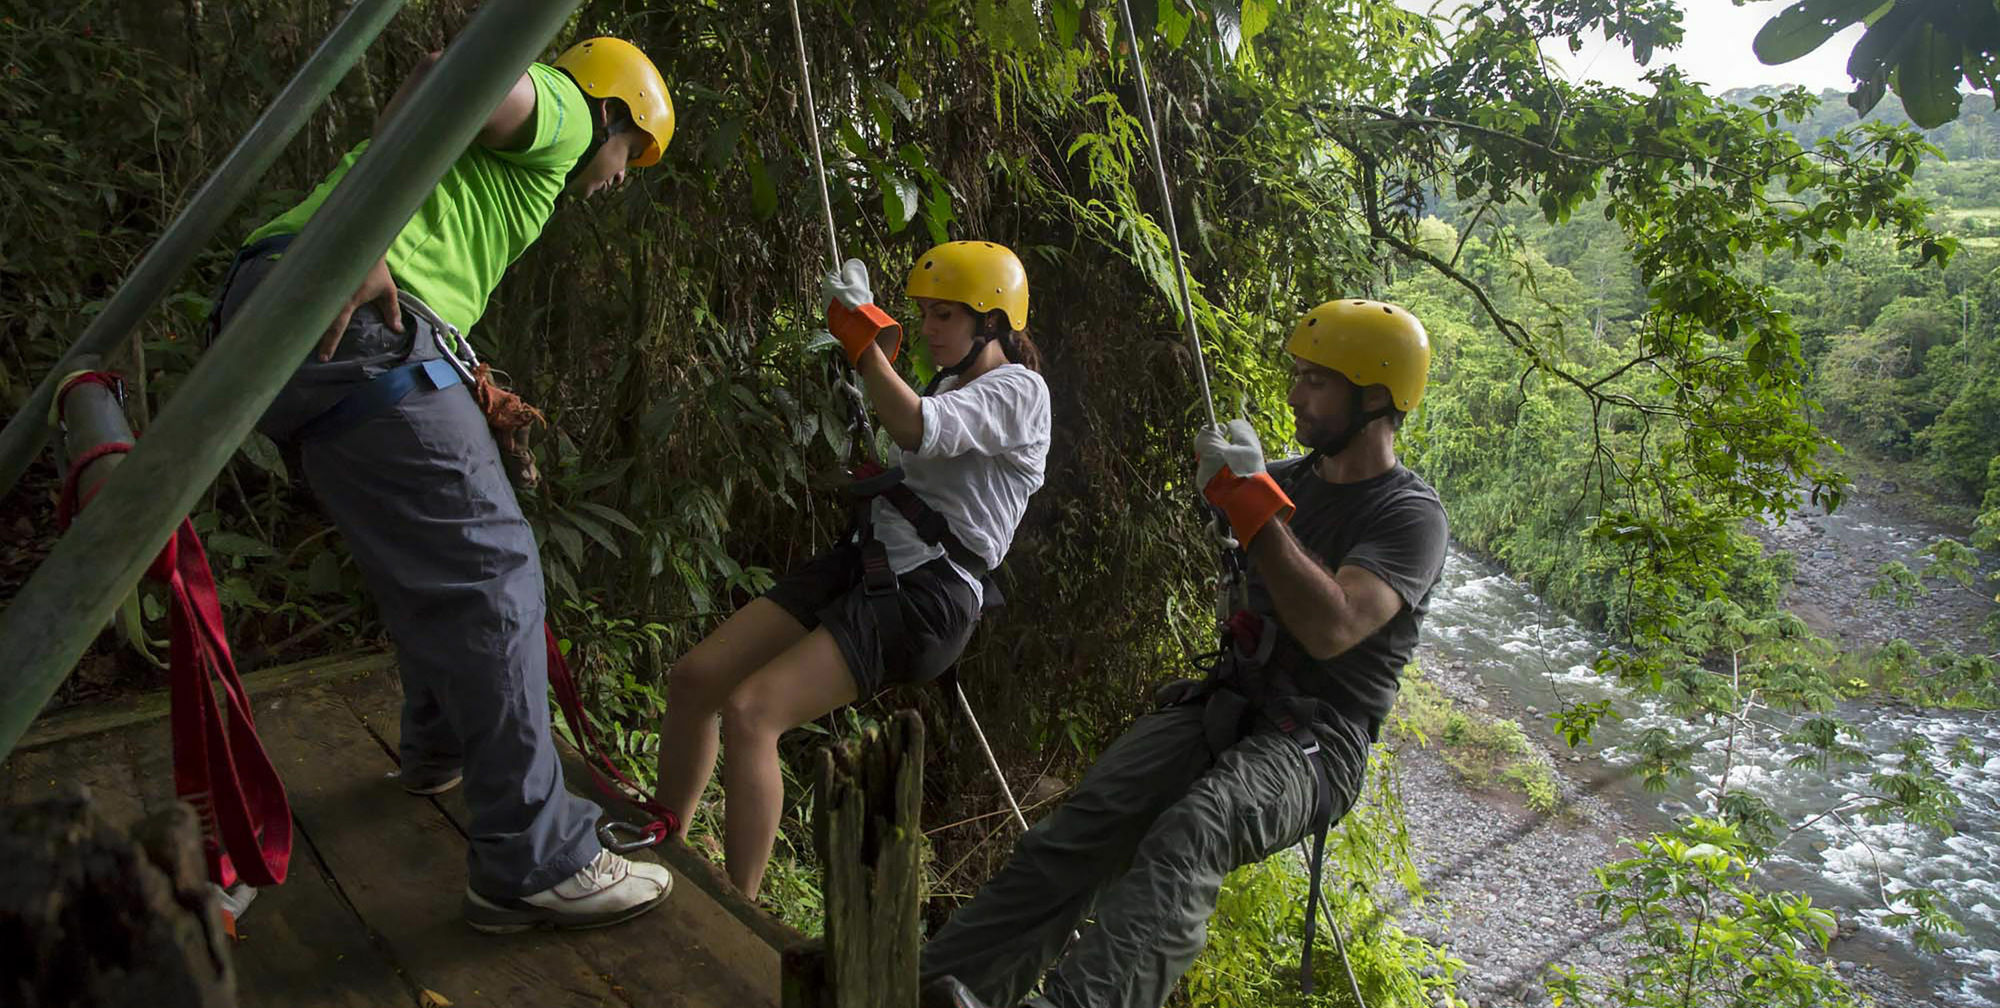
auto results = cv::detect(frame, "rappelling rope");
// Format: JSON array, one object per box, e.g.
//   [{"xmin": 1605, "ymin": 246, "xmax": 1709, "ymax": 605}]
[
  {"xmin": 786, "ymin": 0, "xmax": 842, "ymax": 273},
  {"xmin": 1114, "ymin": 0, "xmax": 1221, "ymax": 433},
  {"xmin": 953, "ymin": 677, "xmax": 1030, "ymax": 832}
]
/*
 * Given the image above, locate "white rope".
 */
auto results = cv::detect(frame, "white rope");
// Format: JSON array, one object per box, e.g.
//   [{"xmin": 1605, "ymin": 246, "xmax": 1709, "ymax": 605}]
[
  {"xmin": 954, "ymin": 678, "xmax": 1030, "ymax": 832},
  {"xmin": 785, "ymin": 0, "xmax": 842, "ymax": 271},
  {"xmin": 1114, "ymin": 0, "xmax": 1220, "ymax": 432}
]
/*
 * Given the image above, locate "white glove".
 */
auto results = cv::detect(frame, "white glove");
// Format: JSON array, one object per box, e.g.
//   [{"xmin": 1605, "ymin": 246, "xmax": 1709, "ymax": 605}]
[
  {"xmin": 1195, "ymin": 419, "xmax": 1269, "ymax": 487},
  {"xmin": 822, "ymin": 257, "xmax": 874, "ymax": 310}
]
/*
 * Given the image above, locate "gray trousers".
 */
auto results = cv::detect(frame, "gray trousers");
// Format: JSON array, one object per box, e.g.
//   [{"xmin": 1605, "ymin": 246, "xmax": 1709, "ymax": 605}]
[
  {"xmin": 920, "ymin": 702, "xmax": 1369, "ymax": 1008},
  {"xmin": 223, "ymin": 249, "xmax": 600, "ymax": 899}
]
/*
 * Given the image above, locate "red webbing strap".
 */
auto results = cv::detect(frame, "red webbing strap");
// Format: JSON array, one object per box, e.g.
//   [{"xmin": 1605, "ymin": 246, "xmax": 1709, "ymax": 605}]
[
  {"xmin": 56, "ymin": 441, "xmax": 134, "ymax": 527},
  {"xmin": 543, "ymin": 624, "xmax": 681, "ymax": 844},
  {"xmin": 53, "ymin": 387, "xmax": 291, "ymax": 889},
  {"xmin": 154, "ymin": 522, "xmax": 292, "ymax": 888}
]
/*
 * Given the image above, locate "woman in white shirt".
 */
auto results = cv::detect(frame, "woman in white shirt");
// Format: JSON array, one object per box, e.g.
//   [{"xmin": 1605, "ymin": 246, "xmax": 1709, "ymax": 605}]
[{"xmin": 656, "ymin": 241, "xmax": 1052, "ymax": 898}]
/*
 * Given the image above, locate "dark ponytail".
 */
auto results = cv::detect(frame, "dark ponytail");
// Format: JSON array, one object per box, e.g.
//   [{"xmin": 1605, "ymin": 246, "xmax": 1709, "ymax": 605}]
[{"xmin": 980, "ymin": 309, "xmax": 1042, "ymax": 372}]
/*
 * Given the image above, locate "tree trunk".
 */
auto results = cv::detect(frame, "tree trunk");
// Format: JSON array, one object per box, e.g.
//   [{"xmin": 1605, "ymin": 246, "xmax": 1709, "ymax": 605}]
[
  {"xmin": 783, "ymin": 710, "xmax": 925, "ymax": 1008},
  {"xmin": 0, "ymin": 789, "xmax": 236, "ymax": 1008}
]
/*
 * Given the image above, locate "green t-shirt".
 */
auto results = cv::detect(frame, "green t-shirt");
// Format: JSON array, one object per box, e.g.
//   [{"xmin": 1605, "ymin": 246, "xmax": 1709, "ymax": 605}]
[{"xmin": 245, "ymin": 62, "xmax": 590, "ymax": 336}]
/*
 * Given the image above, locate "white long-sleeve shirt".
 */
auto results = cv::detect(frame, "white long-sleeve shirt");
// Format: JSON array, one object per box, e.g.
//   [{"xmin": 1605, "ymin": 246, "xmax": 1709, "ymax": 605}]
[{"xmin": 872, "ymin": 363, "xmax": 1051, "ymax": 603}]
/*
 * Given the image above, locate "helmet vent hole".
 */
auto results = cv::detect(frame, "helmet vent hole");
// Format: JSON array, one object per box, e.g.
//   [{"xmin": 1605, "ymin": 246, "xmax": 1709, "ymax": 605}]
[
  {"xmin": 1352, "ymin": 300, "xmax": 1365, "ymax": 305},
  {"xmin": 924, "ymin": 261, "xmax": 934, "ymax": 269},
  {"xmin": 1382, "ymin": 306, "xmax": 1393, "ymax": 314},
  {"xmin": 1307, "ymin": 318, "xmax": 1317, "ymax": 327}
]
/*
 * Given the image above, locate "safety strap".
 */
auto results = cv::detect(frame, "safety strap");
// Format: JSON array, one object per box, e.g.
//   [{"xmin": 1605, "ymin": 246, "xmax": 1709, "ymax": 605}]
[
  {"xmin": 542, "ymin": 623, "xmax": 683, "ymax": 852},
  {"xmin": 1193, "ymin": 610, "xmax": 1342, "ymax": 995},
  {"xmin": 295, "ymin": 358, "xmax": 462, "ymax": 442},
  {"xmin": 53, "ymin": 387, "xmax": 292, "ymax": 889},
  {"xmin": 845, "ymin": 460, "xmax": 990, "ymax": 578}
]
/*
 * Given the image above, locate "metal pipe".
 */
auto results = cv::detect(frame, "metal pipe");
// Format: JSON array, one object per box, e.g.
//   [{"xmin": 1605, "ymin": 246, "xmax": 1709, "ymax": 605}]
[
  {"xmin": 1114, "ymin": 0, "xmax": 1219, "ymax": 432},
  {"xmin": 0, "ymin": 0, "xmax": 581, "ymax": 758},
  {"xmin": 0, "ymin": 0, "xmax": 407, "ymax": 498},
  {"xmin": 53, "ymin": 362, "xmax": 135, "ymax": 502}
]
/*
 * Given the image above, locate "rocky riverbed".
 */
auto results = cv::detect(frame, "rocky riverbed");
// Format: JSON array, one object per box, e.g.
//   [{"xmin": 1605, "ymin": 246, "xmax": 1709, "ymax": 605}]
[
  {"xmin": 1381, "ymin": 475, "xmax": 1996, "ymax": 1008},
  {"xmin": 1389, "ymin": 654, "xmax": 1933, "ymax": 1008}
]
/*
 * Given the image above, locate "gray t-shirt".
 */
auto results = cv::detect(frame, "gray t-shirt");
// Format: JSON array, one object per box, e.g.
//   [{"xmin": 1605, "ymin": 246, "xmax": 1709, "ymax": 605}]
[{"xmin": 1246, "ymin": 457, "xmax": 1449, "ymax": 740}]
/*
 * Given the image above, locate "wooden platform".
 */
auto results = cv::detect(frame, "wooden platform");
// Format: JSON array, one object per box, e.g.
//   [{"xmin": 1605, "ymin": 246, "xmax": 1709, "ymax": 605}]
[{"xmin": 5, "ymin": 656, "xmax": 783, "ymax": 1008}]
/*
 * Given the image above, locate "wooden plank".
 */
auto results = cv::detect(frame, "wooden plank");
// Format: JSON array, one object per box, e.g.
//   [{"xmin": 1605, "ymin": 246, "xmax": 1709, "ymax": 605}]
[
  {"xmin": 18, "ymin": 650, "xmax": 394, "ymax": 752},
  {"xmin": 336, "ymin": 666, "xmax": 785, "ymax": 1005},
  {"xmin": 256, "ymin": 686, "xmax": 619, "ymax": 1008},
  {"xmin": 118, "ymin": 708, "xmax": 415, "ymax": 1008},
  {"xmin": 5, "ymin": 726, "xmax": 148, "ymax": 829}
]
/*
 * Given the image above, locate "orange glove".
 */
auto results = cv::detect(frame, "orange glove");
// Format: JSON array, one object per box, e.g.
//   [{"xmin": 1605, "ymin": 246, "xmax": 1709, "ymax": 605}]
[
  {"xmin": 824, "ymin": 258, "xmax": 902, "ymax": 364},
  {"xmin": 828, "ymin": 300, "xmax": 902, "ymax": 365},
  {"xmin": 1197, "ymin": 420, "xmax": 1294, "ymax": 545}
]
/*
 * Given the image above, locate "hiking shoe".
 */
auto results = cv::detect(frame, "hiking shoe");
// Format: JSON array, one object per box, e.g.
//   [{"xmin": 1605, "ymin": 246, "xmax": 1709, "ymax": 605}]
[
  {"xmin": 386, "ymin": 766, "xmax": 463, "ymax": 796},
  {"xmin": 462, "ymin": 849, "xmax": 673, "ymax": 933}
]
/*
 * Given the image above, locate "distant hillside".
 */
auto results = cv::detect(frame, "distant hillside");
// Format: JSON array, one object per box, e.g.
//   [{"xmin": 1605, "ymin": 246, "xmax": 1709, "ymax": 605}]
[{"xmin": 1721, "ymin": 85, "xmax": 2000, "ymax": 161}]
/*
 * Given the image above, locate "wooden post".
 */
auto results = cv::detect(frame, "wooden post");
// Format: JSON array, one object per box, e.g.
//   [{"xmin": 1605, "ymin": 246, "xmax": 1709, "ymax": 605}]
[
  {"xmin": 0, "ymin": 790, "xmax": 236, "ymax": 1007},
  {"xmin": 784, "ymin": 710, "xmax": 926, "ymax": 1008}
]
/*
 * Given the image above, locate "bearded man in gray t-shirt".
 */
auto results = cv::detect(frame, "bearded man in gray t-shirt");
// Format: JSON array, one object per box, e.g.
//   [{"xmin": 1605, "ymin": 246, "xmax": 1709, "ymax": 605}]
[{"xmin": 922, "ymin": 298, "xmax": 1450, "ymax": 1008}]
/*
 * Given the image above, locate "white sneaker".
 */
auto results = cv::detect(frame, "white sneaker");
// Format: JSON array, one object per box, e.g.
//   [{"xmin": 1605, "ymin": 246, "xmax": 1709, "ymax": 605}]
[{"xmin": 462, "ymin": 849, "xmax": 673, "ymax": 933}]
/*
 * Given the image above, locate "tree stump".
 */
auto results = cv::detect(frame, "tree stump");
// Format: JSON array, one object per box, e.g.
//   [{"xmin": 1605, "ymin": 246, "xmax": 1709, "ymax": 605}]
[
  {"xmin": 0, "ymin": 787, "xmax": 236, "ymax": 1007},
  {"xmin": 783, "ymin": 710, "xmax": 925, "ymax": 1008}
]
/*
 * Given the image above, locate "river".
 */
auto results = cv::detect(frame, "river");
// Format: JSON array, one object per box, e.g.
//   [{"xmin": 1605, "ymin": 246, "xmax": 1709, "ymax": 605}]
[{"xmin": 1412, "ymin": 484, "xmax": 1998, "ymax": 1007}]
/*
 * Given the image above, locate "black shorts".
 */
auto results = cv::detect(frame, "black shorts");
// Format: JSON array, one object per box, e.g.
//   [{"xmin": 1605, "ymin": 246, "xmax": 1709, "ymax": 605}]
[{"xmin": 764, "ymin": 542, "xmax": 982, "ymax": 696}]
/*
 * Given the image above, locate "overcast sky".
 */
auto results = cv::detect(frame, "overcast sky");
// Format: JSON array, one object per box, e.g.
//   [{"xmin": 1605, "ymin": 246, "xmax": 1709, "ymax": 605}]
[{"xmin": 1407, "ymin": 0, "xmax": 1866, "ymax": 94}]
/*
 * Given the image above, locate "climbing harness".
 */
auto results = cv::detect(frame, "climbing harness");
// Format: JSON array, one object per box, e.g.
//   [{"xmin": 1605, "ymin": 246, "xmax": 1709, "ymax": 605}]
[
  {"xmin": 51, "ymin": 372, "xmax": 294, "ymax": 896},
  {"xmin": 1159, "ymin": 606, "xmax": 1347, "ymax": 997},
  {"xmin": 1114, "ymin": 4, "xmax": 1359, "ymax": 998}
]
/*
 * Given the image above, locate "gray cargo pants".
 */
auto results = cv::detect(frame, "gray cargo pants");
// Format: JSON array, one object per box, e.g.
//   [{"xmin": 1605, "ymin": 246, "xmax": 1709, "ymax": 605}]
[
  {"xmin": 920, "ymin": 701, "xmax": 1371, "ymax": 1008},
  {"xmin": 221, "ymin": 246, "xmax": 601, "ymax": 900}
]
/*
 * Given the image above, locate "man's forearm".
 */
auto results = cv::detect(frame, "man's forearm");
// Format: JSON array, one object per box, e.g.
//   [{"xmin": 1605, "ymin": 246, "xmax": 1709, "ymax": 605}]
[{"xmin": 1247, "ymin": 519, "xmax": 1349, "ymax": 659}]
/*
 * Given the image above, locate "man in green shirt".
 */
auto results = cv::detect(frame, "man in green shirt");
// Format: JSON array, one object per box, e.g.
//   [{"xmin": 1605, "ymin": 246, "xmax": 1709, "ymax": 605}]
[{"xmin": 216, "ymin": 37, "xmax": 677, "ymax": 932}]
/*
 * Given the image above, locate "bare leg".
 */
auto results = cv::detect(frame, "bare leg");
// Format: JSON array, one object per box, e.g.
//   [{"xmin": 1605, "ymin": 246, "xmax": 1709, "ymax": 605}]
[
  {"xmin": 718, "ymin": 628, "xmax": 859, "ymax": 898},
  {"xmin": 657, "ymin": 598, "xmax": 810, "ymax": 840}
]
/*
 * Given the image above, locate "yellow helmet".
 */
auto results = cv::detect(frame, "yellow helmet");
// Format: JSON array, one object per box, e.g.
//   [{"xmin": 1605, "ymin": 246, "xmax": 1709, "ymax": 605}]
[
  {"xmin": 1286, "ymin": 298, "xmax": 1431, "ymax": 412},
  {"xmin": 905, "ymin": 241, "xmax": 1029, "ymax": 331},
  {"xmin": 552, "ymin": 37, "xmax": 674, "ymax": 168}
]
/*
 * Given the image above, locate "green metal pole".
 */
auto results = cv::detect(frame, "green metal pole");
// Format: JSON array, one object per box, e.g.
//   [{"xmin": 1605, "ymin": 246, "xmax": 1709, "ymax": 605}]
[
  {"xmin": 0, "ymin": 0, "xmax": 406, "ymax": 499},
  {"xmin": 0, "ymin": 0, "xmax": 583, "ymax": 758}
]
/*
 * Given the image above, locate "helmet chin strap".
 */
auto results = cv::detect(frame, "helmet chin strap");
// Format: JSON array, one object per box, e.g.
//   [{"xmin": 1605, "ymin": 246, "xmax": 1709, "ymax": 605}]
[
  {"xmin": 1302, "ymin": 396, "xmax": 1394, "ymax": 467},
  {"xmin": 921, "ymin": 326, "xmax": 1002, "ymax": 395}
]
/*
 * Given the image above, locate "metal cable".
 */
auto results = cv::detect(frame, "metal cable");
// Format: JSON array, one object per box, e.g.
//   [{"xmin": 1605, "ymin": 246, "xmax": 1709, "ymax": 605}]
[
  {"xmin": 786, "ymin": 0, "xmax": 842, "ymax": 271},
  {"xmin": 1114, "ymin": 0, "xmax": 1219, "ymax": 432}
]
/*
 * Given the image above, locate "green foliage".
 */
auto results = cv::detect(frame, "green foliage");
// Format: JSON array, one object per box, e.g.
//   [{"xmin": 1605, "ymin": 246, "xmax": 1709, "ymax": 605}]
[
  {"xmin": 1754, "ymin": 0, "xmax": 2000, "ymax": 127},
  {"xmin": 3, "ymin": 0, "xmax": 1990, "ymax": 995},
  {"xmin": 1389, "ymin": 669, "xmax": 1563, "ymax": 813},
  {"xmin": 1550, "ymin": 818, "xmax": 1856, "ymax": 1008}
]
